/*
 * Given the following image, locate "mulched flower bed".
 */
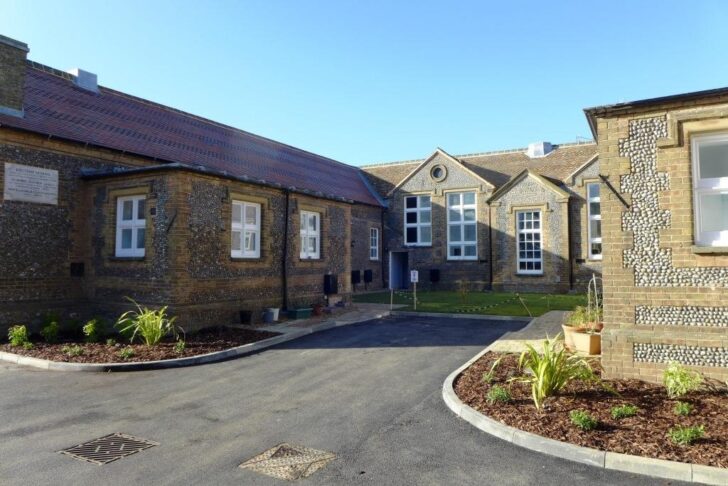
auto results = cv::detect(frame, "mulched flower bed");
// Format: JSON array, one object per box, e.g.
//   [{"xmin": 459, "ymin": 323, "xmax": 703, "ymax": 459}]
[
  {"xmin": 0, "ymin": 327, "xmax": 280, "ymax": 363},
  {"xmin": 454, "ymin": 352, "xmax": 728, "ymax": 468}
]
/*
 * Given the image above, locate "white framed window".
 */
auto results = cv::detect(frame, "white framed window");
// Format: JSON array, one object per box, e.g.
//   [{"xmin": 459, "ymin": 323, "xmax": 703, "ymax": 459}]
[
  {"xmin": 231, "ymin": 200, "xmax": 261, "ymax": 258},
  {"xmin": 300, "ymin": 211, "xmax": 321, "ymax": 259},
  {"xmin": 404, "ymin": 195, "xmax": 432, "ymax": 245},
  {"xmin": 447, "ymin": 192, "xmax": 477, "ymax": 260},
  {"xmin": 115, "ymin": 195, "xmax": 146, "ymax": 257},
  {"xmin": 516, "ymin": 210, "xmax": 543, "ymax": 274},
  {"xmin": 369, "ymin": 228, "xmax": 379, "ymax": 260},
  {"xmin": 586, "ymin": 182, "xmax": 602, "ymax": 259},
  {"xmin": 692, "ymin": 133, "xmax": 728, "ymax": 246}
]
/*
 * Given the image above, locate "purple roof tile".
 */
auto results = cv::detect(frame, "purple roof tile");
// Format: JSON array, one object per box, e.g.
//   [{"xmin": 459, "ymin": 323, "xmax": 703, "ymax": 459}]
[{"xmin": 0, "ymin": 65, "xmax": 382, "ymax": 206}]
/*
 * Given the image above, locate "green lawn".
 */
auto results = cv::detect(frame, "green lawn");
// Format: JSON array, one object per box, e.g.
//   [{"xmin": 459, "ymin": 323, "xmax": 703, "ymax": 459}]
[{"xmin": 352, "ymin": 290, "xmax": 586, "ymax": 317}]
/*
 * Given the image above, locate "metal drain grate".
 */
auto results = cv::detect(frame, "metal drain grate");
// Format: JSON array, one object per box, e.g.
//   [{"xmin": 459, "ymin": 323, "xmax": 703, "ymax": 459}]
[
  {"xmin": 240, "ymin": 443, "xmax": 336, "ymax": 481},
  {"xmin": 58, "ymin": 433, "xmax": 158, "ymax": 465}
]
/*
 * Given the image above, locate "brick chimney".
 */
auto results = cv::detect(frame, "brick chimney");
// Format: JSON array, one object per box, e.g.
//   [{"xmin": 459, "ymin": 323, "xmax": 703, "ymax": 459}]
[{"xmin": 0, "ymin": 34, "xmax": 29, "ymax": 117}]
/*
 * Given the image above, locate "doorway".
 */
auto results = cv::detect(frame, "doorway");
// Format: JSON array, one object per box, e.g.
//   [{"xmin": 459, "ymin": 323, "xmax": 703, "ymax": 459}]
[{"xmin": 389, "ymin": 251, "xmax": 409, "ymax": 289}]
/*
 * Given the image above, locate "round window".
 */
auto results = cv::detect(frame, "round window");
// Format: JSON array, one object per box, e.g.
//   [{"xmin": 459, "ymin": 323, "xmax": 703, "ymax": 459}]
[{"xmin": 430, "ymin": 165, "xmax": 447, "ymax": 182}]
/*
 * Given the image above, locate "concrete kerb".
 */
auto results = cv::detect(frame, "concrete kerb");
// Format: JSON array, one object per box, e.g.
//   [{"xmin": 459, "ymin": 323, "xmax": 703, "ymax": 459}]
[
  {"xmin": 442, "ymin": 338, "xmax": 728, "ymax": 485},
  {"xmin": 0, "ymin": 310, "xmax": 391, "ymax": 372},
  {"xmin": 390, "ymin": 310, "xmax": 531, "ymax": 322}
]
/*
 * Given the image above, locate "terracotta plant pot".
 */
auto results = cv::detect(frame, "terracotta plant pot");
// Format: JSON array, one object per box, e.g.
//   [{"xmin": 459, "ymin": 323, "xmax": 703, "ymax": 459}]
[
  {"xmin": 572, "ymin": 330, "xmax": 601, "ymax": 355},
  {"xmin": 312, "ymin": 304, "xmax": 324, "ymax": 316}
]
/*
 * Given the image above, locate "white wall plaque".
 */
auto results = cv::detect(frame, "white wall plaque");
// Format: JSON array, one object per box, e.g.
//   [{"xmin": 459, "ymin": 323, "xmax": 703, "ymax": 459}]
[{"xmin": 3, "ymin": 163, "xmax": 58, "ymax": 205}]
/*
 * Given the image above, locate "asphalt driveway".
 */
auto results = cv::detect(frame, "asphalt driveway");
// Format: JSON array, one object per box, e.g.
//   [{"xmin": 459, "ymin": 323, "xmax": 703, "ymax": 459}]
[{"xmin": 0, "ymin": 315, "xmax": 673, "ymax": 485}]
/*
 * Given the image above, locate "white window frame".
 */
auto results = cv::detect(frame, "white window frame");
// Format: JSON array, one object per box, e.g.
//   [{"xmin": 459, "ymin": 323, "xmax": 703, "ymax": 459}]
[
  {"xmin": 369, "ymin": 227, "xmax": 379, "ymax": 260},
  {"xmin": 516, "ymin": 210, "xmax": 543, "ymax": 275},
  {"xmin": 692, "ymin": 133, "xmax": 728, "ymax": 247},
  {"xmin": 446, "ymin": 191, "xmax": 478, "ymax": 260},
  {"xmin": 231, "ymin": 200, "xmax": 261, "ymax": 259},
  {"xmin": 403, "ymin": 195, "xmax": 432, "ymax": 246},
  {"xmin": 115, "ymin": 195, "xmax": 146, "ymax": 257},
  {"xmin": 586, "ymin": 182, "xmax": 602, "ymax": 260},
  {"xmin": 300, "ymin": 210, "xmax": 321, "ymax": 259}
]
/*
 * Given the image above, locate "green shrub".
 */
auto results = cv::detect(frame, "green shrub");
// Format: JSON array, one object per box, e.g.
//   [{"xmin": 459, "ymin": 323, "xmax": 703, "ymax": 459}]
[
  {"xmin": 82, "ymin": 318, "xmax": 104, "ymax": 343},
  {"xmin": 22, "ymin": 342, "xmax": 34, "ymax": 350},
  {"xmin": 566, "ymin": 305, "xmax": 602, "ymax": 328},
  {"xmin": 174, "ymin": 339, "xmax": 185, "ymax": 354},
  {"xmin": 481, "ymin": 357, "xmax": 502, "ymax": 384},
  {"xmin": 118, "ymin": 347, "xmax": 135, "ymax": 360},
  {"xmin": 40, "ymin": 321, "xmax": 60, "ymax": 343},
  {"xmin": 486, "ymin": 385, "xmax": 511, "ymax": 405},
  {"xmin": 512, "ymin": 334, "xmax": 597, "ymax": 410},
  {"xmin": 668, "ymin": 425, "xmax": 704, "ymax": 446},
  {"xmin": 570, "ymin": 410, "xmax": 598, "ymax": 431},
  {"xmin": 115, "ymin": 298, "xmax": 177, "ymax": 346},
  {"xmin": 106, "ymin": 338, "xmax": 117, "ymax": 346},
  {"xmin": 673, "ymin": 401, "xmax": 693, "ymax": 416},
  {"xmin": 61, "ymin": 344, "xmax": 84, "ymax": 357},
  {"xmin": 610, "ymin": 404, "xmax": 638, "ymax": 419},
  {"xmin": 663, "ymin": 362, "xmax": 703, "ymax": 398},
  {"xmin": 8, "ymin": 325, "xmax": 31, "ymax": 347},
  {"xmin": 42, "ymin": 312, "xmax": 60, "ymax": 328}
]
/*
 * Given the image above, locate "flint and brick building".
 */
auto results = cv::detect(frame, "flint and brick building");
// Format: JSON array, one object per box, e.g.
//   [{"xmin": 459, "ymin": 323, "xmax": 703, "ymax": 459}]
[
  {"xmin": 0, "ymin": 35, "xmax": 607, "ymax": 334},
  {"xmin": 586, "ymin": 89, "xmax": 728, "ymax": 383},
  {"xmin": 7, "ymin": 34, "xmax": 727, "ymax": 386}
]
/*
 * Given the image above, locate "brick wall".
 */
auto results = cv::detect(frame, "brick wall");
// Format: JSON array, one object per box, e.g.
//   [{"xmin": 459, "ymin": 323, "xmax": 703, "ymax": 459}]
[
  {"xmin": 351, "ymin": 204, "xmax": 384, "ymax": 292},
  {"xmin": 0, "ymin": 128, "xmax": 371, "ymax": 333},
  {"xmin": 566, "ymin": 160, "xmax": 603, "ymax": 290},
  {"xmin": 0, "ymin": 36, "xmax": 27, "ymax": 114},
  {"xmin": 385, "ymin": 151, "xmax": 493, "ymax": 290},
  {"xmin": 596, "ymin": 98, "xmax": 728, "ymax": 383},
  {"xmin": 490, "ymin": 174, "xmax": 571, "ymax": 293}
]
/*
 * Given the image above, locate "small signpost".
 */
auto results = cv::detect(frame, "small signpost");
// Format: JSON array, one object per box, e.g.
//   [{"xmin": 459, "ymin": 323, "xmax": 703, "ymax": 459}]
[{"xmin": 410, "ymin": 270, "xmax": 419, "ymax": 310}]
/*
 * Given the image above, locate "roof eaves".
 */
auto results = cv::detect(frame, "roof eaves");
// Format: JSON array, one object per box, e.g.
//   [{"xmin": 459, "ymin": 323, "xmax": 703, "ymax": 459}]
[
  {"xmin": 80, "ymin": 163, "xmax": 358, "ymax": 204},
  {"xmin": 583, "ymin": 85, "xmax": 728, "ymax": 140}
]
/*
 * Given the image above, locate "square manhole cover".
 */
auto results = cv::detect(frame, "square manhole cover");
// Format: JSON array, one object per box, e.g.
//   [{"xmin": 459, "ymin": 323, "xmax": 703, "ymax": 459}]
[
  {"xmin": 239, "ymin": 443, "xmax": 336, "ymax": 481},
  {"xmin": 58, "ymin": 433, "xmax": 158, "ymax": 465}
]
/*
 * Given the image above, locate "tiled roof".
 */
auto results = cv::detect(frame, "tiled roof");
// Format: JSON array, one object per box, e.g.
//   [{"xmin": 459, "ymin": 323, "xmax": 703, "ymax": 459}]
[
  {"xmin": 0, "ymin": 63, "xmax": 382, "ymax": 206},
  {"xmin": 361, "ymin": 143, "xmax": 597, "ymax": 193}
]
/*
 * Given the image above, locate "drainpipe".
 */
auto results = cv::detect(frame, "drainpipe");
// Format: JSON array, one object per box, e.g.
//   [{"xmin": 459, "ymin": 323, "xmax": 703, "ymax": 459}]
[
  {"xmin": 380, "ymin": 207, "xmax": 386, "ymax": 289},
  {"xmin": 282, "ymin": 190, "xmax": 290, "ymax": 310},
  {"xmin": 488, "ymin": 204, "xmax": 493, "ymax": 290}
]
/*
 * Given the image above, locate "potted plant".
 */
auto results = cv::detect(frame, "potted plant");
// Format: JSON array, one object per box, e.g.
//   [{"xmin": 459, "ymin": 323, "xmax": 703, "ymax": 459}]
[
  {"xmin": 265, "ymin": 307, "xmax": 280, "ymax": 322},
  {"xmin": 312, "ymin": 302, "xmax": 324, "ymax": 317},
  {"xmin": 563, "ymin": 274, "xmax": 603, "ymax": 354}
]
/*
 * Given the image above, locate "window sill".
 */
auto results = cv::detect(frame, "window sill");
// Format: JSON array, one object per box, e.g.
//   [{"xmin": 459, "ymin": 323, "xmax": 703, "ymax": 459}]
[
  {"xmin": 516, "ymin": 272, "xmax": 544, "ymax": 277},
  {"xmin": 109, "ymin": 256, "xmax": 145, "ymax": 261},
  {"xmin": 404, "ymin": 244, "xmax": 432, "ymax": 248},
  {"xmin": 691, "ymin": 245, "xmax": 728, "ymax": 255},
  {"xmin": 231, "ymin": 256, "xmax": 262, "ymax": 261},
  {"xmin": 447, "ymin": 258, "xmax": 479, "ymax": 262},
  {"xmin": 299, "ymin": 257, "xmax": 322, "ymax": 261}
]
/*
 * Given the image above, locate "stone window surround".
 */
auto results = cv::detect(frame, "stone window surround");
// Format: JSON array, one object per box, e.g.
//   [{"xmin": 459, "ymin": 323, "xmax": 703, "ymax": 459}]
[
  {"xmin": 690, "ymin": 131, "xmax": 728, "ymax": 248},
  {"xmin": 115, "ymin": 194, "xmax": 146, "ymax": 258},
  {"xmin": 515, "ymin": 209, "xmax": 543, "ymax": 275},
  {"xmin": 299, "ymin": 210, "xmax": 321, "ymax": 260},
  {"xmin": 403, "ymin": 193, "xmax": 432, "ymax": 247},
  {"xmin": 445, "ymin": 190, "xmax": 477, "ymax": 261},
  {"xmin": 585, "ymin": 180, "xmax": 602, "ymax": 261},
  {"xmin": 231, "ymin": 200, "xmax": 261, "ymax": 259},
  {"xmin": 227, "ymin": 191, "xmax": 270, "ymax": 263},
  {"xmin": 369, "ymin": 227, "xmax": 379, "ymax": 261},
  {"xmin": 509, "ymin": 203, "xmax": 550, "ymax": 278},
  {"xmin": 108, "ymin": 184, "xmax": 152, "ymax": 261}
]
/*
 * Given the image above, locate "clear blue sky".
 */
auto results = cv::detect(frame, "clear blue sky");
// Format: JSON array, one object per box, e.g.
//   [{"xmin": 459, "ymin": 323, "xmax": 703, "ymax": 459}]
[{"xmin": 1, "ymin": 1, "xmax": 726, "ymax": 165}]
